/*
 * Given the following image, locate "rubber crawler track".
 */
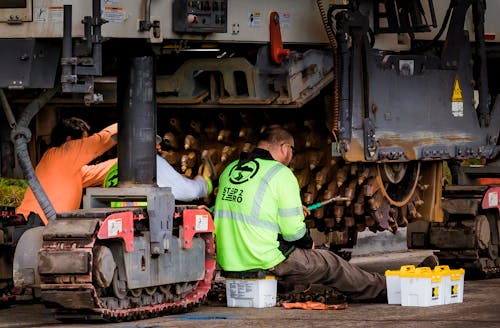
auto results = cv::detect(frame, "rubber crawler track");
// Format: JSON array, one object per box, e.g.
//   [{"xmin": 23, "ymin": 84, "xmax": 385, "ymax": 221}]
[{"xmin": 42, "ymin": 231, "xmax": 216, "ymax": 322}]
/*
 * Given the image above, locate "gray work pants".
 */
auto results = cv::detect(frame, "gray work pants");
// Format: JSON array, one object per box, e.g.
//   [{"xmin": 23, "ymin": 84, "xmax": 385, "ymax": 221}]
[{"xmin": 271, "ymin": 248, "xmax": 387, "ymax": 301}]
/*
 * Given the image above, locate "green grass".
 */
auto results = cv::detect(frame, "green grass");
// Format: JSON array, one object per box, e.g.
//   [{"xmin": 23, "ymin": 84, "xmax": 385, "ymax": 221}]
[{"xmin": 0, "ymin": 177, "xmax": 28, "ymax": 207}]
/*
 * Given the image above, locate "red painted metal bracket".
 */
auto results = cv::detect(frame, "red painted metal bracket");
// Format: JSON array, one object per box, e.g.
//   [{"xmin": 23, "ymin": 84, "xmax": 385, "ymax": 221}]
[
  {"xmin": 182, "ymin": 208, "xmax": 215, "ymax": 249},
  {"xmin": 482, "ymin": 186, "xmax": 500, "ymax": 213},
  {"xmin": 269, "ymin": 11, "xmax": 290, "ymax": 64},
  {"xmin": 97, "ymin": 211, "xmax": 135, "ymax": 252}
]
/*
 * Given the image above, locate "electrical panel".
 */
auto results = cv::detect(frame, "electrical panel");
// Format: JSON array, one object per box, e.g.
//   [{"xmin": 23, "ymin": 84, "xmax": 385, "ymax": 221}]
[{"xmin": 173, "ymin": 0, "xmax": 227, "ymax": 33}]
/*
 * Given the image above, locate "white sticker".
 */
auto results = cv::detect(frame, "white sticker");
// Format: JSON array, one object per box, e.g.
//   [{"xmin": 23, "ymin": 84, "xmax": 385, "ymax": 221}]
[
  {"xmin": 195, "ymin": 214, "xmax": 209, "ymax": 231},
  {"xmin": 102, "ymin": 0, "xmax": 126, "ymax": 23},
  {"xmin": 45, "ymin": 6, "xmax": 63, "ymax": 23},
  {"xmin": 489, "ymin": 191, "xmax": 498, "ymax": 207},
  {"xmin": 248, "ymin": 12, "xmax": 262, "ymax": 28},
  {"xmin": 452, "ymin": 101, "xmax": 463, "ymax": 117},
  {"xmin": 34, "ymin": 7, "xmax": 48, "ymax": 22},
  {"xmin": 280, "ymin": 12, "xmax": 290, "ymax": 30},
  {"xmin": 108, "ymin": 218, "xmax": 123, "ymax": 237}
]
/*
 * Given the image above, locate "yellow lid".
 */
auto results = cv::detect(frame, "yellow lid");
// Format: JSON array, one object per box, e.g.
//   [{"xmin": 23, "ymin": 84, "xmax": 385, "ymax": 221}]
[
  {"xmin": 434, "ymin": 265, "xmax": 451, "ymax": 274},
  {"xmin": 399, "ymin": 267, "xmax": 443, "ymax": 282},
  {"xmin": 450, "ymin": 268, "xmax": 465, "ymax": 281},
  {"xmin": 385, "ymin": 264, "xmax": 416, "ymax": 277},
  {"xmin": 385, "ymin": 269, "xmax": 400, "ymax": 276}
]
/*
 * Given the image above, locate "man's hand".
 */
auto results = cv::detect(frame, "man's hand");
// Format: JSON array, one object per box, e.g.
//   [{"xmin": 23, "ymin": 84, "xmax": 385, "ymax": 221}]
[
  {"xmin": 197, "ymin": 205, "xmax": 214, "ymax": 216},
  {"xmin": 302, "ymin": 205, "xmax": 311, "ymax": 217}
]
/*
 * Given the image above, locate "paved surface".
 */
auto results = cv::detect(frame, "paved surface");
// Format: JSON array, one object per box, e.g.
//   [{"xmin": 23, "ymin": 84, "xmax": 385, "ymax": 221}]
[
  {"xmin": 0, "ymin": 278, "xmax": 499, "ymax": 328},
  {"xmin": 1, "ymin": 250, "xmax": 499, "ymax": 328}
]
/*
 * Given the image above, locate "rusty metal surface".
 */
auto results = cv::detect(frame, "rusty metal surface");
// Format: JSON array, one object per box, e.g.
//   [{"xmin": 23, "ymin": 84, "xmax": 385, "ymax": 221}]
[
  {"xmin": 441, "ymin": 199, "xmax": 480, "ymax": 216},
  {"xmin": 42, "ymin": 219, "xmax": 100, "ymax": 240},
  {"xmin": 38, "ymin": 250, "xmax": 90, "ymax": 275}
]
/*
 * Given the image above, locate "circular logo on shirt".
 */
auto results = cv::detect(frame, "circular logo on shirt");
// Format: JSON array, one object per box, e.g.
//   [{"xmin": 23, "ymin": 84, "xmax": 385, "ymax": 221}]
[{"xmin": 228, "ymin": 160, "xmax": 259, "ymax": 184}]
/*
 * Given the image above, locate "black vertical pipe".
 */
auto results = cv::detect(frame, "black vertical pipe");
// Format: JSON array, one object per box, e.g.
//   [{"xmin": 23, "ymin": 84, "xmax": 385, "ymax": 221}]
[
  {"xmin": 117, "ymin": 56, "xmax": 157, "ymax": 186},
  {"xmin": 62, "ymin": 5, "xmax": 72, "ymax": 88},
  {"xmin": 92, "ymin": 0, "xmax": 102, "ymax": 75}
]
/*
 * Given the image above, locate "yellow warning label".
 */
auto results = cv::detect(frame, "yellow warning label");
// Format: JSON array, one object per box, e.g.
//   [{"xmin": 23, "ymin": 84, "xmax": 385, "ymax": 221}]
[{"xmin": 452, "ymin": 76, "xmax": 463, "ymax": 102}]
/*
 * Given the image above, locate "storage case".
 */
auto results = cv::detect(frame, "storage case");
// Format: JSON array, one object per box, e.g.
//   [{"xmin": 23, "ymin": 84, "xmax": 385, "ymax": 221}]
[
  {"xmin": 400, "ymin": 267, "xmax": 445, "ymax": 307},
  {"xmin": 431, "ymin": 265, "xmax": 465, "ymax": 304},
  {"xmin": 449, "ymin": 268, "xmax": 465, "ymax": 304},
  {"xmin": 225, "ymin": 276, "xmax": 277, "ymax": 308},
  {"xmin": 385, "ymin": 265, "xmax": 416, "ymax": 304}
]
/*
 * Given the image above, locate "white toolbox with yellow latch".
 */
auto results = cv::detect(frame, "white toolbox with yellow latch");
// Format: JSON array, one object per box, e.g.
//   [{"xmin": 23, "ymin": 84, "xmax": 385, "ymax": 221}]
[
  {"xmin": 399, "ymin": 267, "xmax": 446, "ymax": 306},
  {"xmin": 434, "ymin": 265, "xmax": 465, "ymax": 304},
  {"xmin": 385, "ymin": 265, "xmax": 416, "ymax": 305}
]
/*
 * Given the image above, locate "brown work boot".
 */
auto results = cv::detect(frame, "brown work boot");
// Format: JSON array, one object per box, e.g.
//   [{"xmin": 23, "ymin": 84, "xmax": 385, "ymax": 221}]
[{"xmin": 417, "ymin": 254, "xmax": 439, "ymax": 269}]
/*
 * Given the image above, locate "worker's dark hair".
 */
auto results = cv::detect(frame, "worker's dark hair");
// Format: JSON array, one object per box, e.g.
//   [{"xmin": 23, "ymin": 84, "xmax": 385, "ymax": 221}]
[
  {"xmin": 257, "ymin": 125, "xmax": 293, "ymax": 145},
  {"xmin": 50, "ymin": 117, "xmax": 91, "ymax": 147}
]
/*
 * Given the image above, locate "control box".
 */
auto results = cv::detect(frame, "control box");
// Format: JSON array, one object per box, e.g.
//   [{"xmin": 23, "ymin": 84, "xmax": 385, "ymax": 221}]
[{"xmin": 173, "ymin": 0, "xmax": 227, "ymax": 33}]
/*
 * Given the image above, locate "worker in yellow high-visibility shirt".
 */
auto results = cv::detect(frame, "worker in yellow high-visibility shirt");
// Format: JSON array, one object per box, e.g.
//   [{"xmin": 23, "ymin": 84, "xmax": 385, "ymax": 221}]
[{"xmin": 214, "ymin": 125, "xmax": 439, "ymax": 301}]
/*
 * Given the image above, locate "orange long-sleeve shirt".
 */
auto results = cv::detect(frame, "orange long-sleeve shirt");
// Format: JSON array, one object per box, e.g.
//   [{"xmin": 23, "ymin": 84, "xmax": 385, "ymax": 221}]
[{"xmin": 17, "ymin": 123, "xmax": 118, "ymax": 224}]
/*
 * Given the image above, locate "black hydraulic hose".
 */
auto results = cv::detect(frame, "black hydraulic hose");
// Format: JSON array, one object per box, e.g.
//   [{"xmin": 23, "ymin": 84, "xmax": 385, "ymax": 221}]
[
  {"xmin": 316, "ymin": 0, "xmax": 340, "ymax": 137},
  {"xmin": 1, "ymin": 87, "xmax": 59, "ymax": 221},
  {"xmin": 414, "ymin": 1, "xmax": 454, "ymax": 52},
  {"xmin": 0, "ymin": 90, "xmax": 16, "ymax": 129},
  {"xmin": 472, "ymin": 0, "xmax": 490, "ymax": 127}
]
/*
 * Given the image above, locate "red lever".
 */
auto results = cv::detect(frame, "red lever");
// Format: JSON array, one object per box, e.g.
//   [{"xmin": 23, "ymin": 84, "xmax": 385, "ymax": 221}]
[{"xmin": 269, "ymin": 11, "xmax": 290, "ymax": 64}]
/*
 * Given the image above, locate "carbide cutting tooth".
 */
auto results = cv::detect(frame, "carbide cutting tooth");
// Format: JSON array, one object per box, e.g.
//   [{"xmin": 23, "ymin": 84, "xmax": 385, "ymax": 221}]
[
  {"xmin": 363, "ymin": 178, "xmax": 379, "ymax": 196},
  {"xmin": 159, "ymin": 150, "xmax": 181, "ymax": 170},
  {"xmin": 344, "ymin": 180, "xmax": 357, "ymax": 203},
  {"xmin": 412, "ymin": 194, "xmax": 424, "ymax": 206},
  {"xmin": 217, "ymin": 129, "xmax": 232, "ymax": 144},
  {"xmin": 344, "ymin": 216, "xmax": 355, "ymax": 227},
  {"xmin": 220, "ymin": 145, "xmax": 237, "ymax": 163},
  {"xmin": 204, "ymin": 123, "xmax": 218, "ymax": 142},
  {"xmin": 163, "ymin": 132, "xmax": 180, "ymax": 150},
  {"xmin": 407, "ymin": 202, "xmax": 418, "ymax": 219},
  {"xmin": 169, "ymin": 117, "xmax": 182, "ymax": 133},
  {"xmin": 418, "ymin": 183, "xmax": 430, "ymax": 191},
  {"xmin": 184, "ymin": 134, "xmax": 200, "ymax": 151},
  {"xmin": 308, "ymin": 150, "xmax": 324, "ymax": 171},
  {"xmin": 324, "ymin": 218, "xmax": 336, "ymax": 228},
  {"xmin": 315, "ymin": 165, "xmax": 332, "ymax": 190},
  {"xmin": 190, "ymin": 120, "xmax": 202, "ymax": 135},
  {"xmin": 296, "ymin": 168, "xmax": 311, "ymax": 189},
  {"xmin": 354, "ymin": 201, "xmax": 364, "ymax": 216},
  {"xmin": 291, "ymin": 153, "xmax": 307, "ymax": 170},
  {"xmin": 357, "ymin": 167, "xmax": 370, "ymax": 185},
  {"xmin": 313, "ymin": 206, "xmax": 324, "ymax": 219},
  {"xmin": 302, "ymin": 191, "xmax": 315, "ymax": 205},
  {"xmin": 336, "ymin": 167, "xmax": 348, "ymax": 188},
  {"xmin": 334, "ymin": 205, "xmax": 344, "ymax": 223}
]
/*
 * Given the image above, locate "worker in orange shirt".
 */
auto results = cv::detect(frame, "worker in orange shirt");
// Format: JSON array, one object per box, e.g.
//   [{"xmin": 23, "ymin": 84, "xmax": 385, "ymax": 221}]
[{"xmin": 17, "ymin": 117, "xmax": 117, "ymax": 225}]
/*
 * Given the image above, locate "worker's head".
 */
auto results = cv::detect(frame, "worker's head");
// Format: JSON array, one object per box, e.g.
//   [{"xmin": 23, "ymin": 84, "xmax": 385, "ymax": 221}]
[
  {"xmin": 257, "ymin": 125, "xmax": 295, "ymax": 166},
  {"xmin": 50, "ymin": 117, "xmax": 90, "ymax": 147}
]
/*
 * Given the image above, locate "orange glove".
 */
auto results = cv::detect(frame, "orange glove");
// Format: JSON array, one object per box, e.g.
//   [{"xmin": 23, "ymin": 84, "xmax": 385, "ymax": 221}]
[{"xmin": 282, "ymin": 301, "xmax": 348, "ymax": 310}]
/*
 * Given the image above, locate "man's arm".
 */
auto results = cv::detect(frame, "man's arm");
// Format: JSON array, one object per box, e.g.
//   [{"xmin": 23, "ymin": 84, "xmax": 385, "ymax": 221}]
[
  {"xmin": 81, "ymin": 158, "xmax": 117, "ymax": 188},
  {"xmin": 70, "ymin": 123, "xmax": 117, "ymax": 167},
  {"xmin": 276, "ymin": 167, "xmax": 314, "ymax": 250}
]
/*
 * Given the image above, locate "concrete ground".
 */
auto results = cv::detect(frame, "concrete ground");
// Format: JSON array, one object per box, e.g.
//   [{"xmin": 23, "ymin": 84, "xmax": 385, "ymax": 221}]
[
  {"xmin": 1, "ymin": 249, "xmax": 499, "ymax": 328},
  {"xmin": 0, "ymin": 278, "xmax": 499, "ymax": 328}
]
